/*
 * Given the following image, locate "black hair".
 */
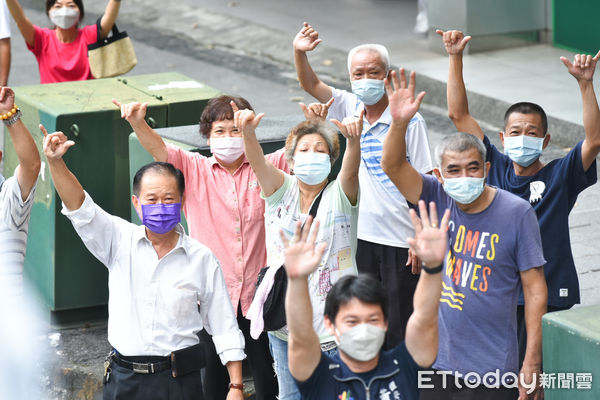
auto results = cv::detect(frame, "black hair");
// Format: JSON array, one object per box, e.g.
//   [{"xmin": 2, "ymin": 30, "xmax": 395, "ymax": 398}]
[
  {"xmin": 132, "ymin": 162, "xmax": 185, "ymax": 197},
  {"xmin": 504, "ymin": 102, "xmax": 548, "ymax": 135},
  {"xmin": 324, "ymin": 274, "xmax": 388, "ymax": 323}
]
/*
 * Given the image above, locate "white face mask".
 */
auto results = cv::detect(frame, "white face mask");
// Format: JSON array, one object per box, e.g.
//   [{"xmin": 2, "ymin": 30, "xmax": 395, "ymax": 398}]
[
  {"xmin": 210, "ymin": 137, "xmax": 245, "ymax": 164},
  {"xmin": 335, "ymin": 323, "xmax": 386, "ymax": 362},
  {"xmin": 49, "ymin": 7, "xmax": 80, "ymax": 30}
]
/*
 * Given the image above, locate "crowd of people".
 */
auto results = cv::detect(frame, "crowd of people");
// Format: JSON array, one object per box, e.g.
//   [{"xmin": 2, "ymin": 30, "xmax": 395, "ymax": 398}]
[{"xmin": 0, "ymin": 1, "xmax": 598, "ymax": 399}]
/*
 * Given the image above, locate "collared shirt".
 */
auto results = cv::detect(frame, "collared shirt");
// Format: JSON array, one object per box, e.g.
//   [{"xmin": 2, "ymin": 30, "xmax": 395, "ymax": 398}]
[
  {"xmin": 329, "ymin": 87, "xmax": 433, "ymax": 248},
  {"xmin": 167, "ymin": 144, "xmax": 288, "ymax": 316},
  {"xmin": 62, "ymin": 192, "xmax": 246, "ymax": 363},
  {"xmin": 0, "ymin": 175, "xmax": 36, "ymax": 298}
]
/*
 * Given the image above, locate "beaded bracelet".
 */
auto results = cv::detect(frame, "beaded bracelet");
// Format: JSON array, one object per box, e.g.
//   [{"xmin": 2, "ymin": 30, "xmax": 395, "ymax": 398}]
[
  {"xmin": 3, "ymin": 108, "xmax": 22, "ymax": 126},
  {"xmin": 0, "ymin": 105, "xmax": 18, "ymax": 120}
]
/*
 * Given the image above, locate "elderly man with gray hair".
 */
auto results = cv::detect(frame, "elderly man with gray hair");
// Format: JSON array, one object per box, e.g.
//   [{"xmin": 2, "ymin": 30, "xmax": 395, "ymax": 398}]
[
  {"xmin": 293, "ymin": 22, "xmax": 433, "ymax": 350},
  {"xmin": 381, "ymin": 69, "xmax": 547, "ymax": 400}
]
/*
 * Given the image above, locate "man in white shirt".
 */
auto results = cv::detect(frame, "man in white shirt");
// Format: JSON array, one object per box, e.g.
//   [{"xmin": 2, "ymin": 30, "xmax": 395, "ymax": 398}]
[
  {"xmin": 0, "ymin": 86, "xmax": 41, "ymax": 399},
  {"xmin": 42, "ymin": 127, "xmax": 246, "ymax": 400},
  {"xmin": 293, "ymin": 22, "xmax": 433, "ymax": 348}
]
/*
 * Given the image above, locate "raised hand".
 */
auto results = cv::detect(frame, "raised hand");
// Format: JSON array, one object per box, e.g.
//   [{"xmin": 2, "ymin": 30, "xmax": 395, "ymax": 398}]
[
  {"xmin": 300, "ymin": 97, "xmax": 334, "ymax": 121},
  {"xmin": 41, "ymin": 124, "xmax": 75, "ymax": 161},
  {"xmin": 386, "ymin": 68, "xmax": 426, "ymax": 122},
  {"xmin": 293, "ymin": 22, "xmax": 322, "ymax": 53},
  {"xmin": 112, "ymin": 98, "xmax": 148, "ymax": 125},
  {"xmin": 231, "ymin": 100, "xmax": 264, "ymax": 136},
  {"xmin": 280, "ymin": 216, "xmax": 327, "ymax": 279},
  {"xmin": 0, "ymin": 87, "xmax": 16, "ymax": 115},
  {"xmin": 560, "ymin": 51, "xmax": 600, "ymax": 82},
  {"xmin": 436, "ymin": 29, "xmax": 471, "ymax": 56},
  {"xmin": 406, "ymin": 200, "xmax": 450, "ymax": 268},
  {"xmin": 331, "ymin": 108, "xmax": 364, "ymax": 142}
]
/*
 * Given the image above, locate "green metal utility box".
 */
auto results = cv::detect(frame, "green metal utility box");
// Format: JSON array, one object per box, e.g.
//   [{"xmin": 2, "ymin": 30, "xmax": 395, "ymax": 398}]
[
  {"xmin": 542, "ymin": 305, "xmax": 600, "ymax": 399},
  {"xmin": 2, "ymin": 73, "xmax": 219, "ymax": 324}
]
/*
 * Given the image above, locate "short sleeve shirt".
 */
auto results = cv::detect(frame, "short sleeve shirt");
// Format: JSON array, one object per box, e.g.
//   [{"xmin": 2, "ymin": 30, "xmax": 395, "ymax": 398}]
[
  {"xmin": 328, "ymin": 87, "xmax": 433, "ymax": 247},
  {"xmin": 166, "ymin": 144, "xmax": 289, "ymax": 316},
  {"xmin": 27, "ymin": 24, "xmax": 97, "ymax": 84},
  {"xmin": 297, "ymin": 342, "xmax": 420, "ymax": 400},
  {"xmin": 0, "ymin": 176, "xmax": 36, "ymax": 298},
  {"xmin": 484, "ymin": 137, "xmax": 597, "ymax": 307},
  {"xmin": 418, "ymin": 174, "xmax": 545, "ymax": 376},
  {"xmin": 263, "ymin": 174, "xmax": 358, "ymax": 341}
]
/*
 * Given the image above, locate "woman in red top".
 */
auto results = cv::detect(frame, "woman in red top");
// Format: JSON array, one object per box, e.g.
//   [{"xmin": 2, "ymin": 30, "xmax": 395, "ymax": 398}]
[{"xmin": 7, "ymin": 0, "xmax": 121, "ymax": 84}]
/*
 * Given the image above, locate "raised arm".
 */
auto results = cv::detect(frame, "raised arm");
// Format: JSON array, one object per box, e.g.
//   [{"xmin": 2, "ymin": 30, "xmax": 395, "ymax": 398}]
[
  {"xmin": 380, "ymin": 69, "xmax": 426, "ymax": 204},
  {"xmin": 331, "ymin": 109, "xmax": 362, "ymax": 205},
  {"xmin": 0, "ymin": 37, "xmax": 11, "ymax": 86},
  {"xmin": 560, "ymin": 51, "xmax": 600, "ymax": 171},
  {"xmin": 0, "ymin": 88, "xmax": 40, "ymax": 200},
  {"xmin": 281, "ymin": 217, "xmax": 327, "ymax": 382},
  {"xmin": 99, "ymin": 0, "xmax": 121, "ymax": 39},
  {"xmin": 405, "ymin": 201, "xmax": 449, "ymax": 367},
  {"xmin": 437, "ymin": 29, "xmax": 484, "ymax": 140},
  {"xmin": 112, "ymin": 99, "xmax": 168, "ymax": 162},
  {"xmin": 41, "ymin": 125, "xmax": 84, "ymax": 211},
  {"xmin": 293, "ymin": 22, "xmax": 333, "ymax": 103},
  {"xmin": 518, "ymin": 266, "xmax": 547, "ymax": 400},
  {"xmin": 5, "ymin": 0, "xmax": 34, "ymax": 47},
  {"xmin": 233, "ymin": 101, "xmax": 284, "ymax": 197}
]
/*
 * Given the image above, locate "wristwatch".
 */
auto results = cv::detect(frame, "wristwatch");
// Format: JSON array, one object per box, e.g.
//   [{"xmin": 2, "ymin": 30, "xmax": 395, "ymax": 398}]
[
  {"xmin": 422, "ymin": 263, "xmax": 443, "ymax": 274},
  {"xmin": 229, "ymin": 382, "xmax": 244, "ymax": 391}
]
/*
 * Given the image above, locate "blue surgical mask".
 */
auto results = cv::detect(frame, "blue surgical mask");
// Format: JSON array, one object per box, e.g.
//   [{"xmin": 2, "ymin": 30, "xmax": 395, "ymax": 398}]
[
  {"xmin": 441, "ymin": 171, "xmax": 486, "ymax": 205},
  {"xmin": 293, "ymin": 152, "xmax": 331, "ymax": 185},
  {"xmin": 351, "ymin": 79, "xmax": 385, "ymax": 105},
  {"xmin": 503, "ymin": 134, "xmax": 543, "ymax": 167},
  {"xmin": 139, "ymin": 202, "xmax": 181, "ymax": 235}
]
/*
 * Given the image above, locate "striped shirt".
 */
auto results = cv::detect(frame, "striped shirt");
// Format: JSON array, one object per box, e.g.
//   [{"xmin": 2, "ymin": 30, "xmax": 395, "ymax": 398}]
[
  {"xmin": 0, "ymin": 175, "xmax": 36, "ymax": 297},
  {"xmin": 329, "ymin": 87, "xmax": 432, "ymax": 247}
]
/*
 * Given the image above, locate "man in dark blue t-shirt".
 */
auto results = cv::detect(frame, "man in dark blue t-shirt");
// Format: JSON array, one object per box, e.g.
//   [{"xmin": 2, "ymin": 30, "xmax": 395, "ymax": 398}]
[
  {"xmin": 281, "ymin": 201, "xmax": 450, "ymax": 400},
  {"xmin": 381, "ymin": 69, "xmax": 547, "ymax": 400},
  {"xmin": 439, "ymin": 29, "xmax": 600, "ymax": 366}
]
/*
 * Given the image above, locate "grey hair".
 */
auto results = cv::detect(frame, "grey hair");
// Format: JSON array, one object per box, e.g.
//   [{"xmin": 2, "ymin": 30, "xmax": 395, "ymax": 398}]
[
  {"xmin": 434, "ymin": 132, "xmax": 487, "ymax": 168},
  {"xmin": 347, "ymin": 44, "xmax": 390, "ymax": 74},
  {"xmin": 284, "ymin": 120, "xmax": 340, "ymax": 166}
]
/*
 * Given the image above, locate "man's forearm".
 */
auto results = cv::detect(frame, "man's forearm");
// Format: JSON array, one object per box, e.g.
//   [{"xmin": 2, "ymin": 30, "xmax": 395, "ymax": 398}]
[
  {"xmin": 447, "ymin": 54, "xmax": 469, "ymax": 121},
  {"xmin": 286, "ymin": 277, "xmax": 318, "ymax": 342},
  {"xmin": 225, "ymin": 360, "xmax": 243, "ymax": 385},
  {"xmin": 294, "ymin": 49, "xmax": 329, "ymax": 103},
  {"xmin": 580, "ymin": 80, "xmax": 600, "ymax": 145},
  {"xmin": 522, "ymin": 292, "xmax": 546, "ymax": 367},
  {"xmin": 8, "ymin": 120, "xmax": 40, "ymax": 175},
  {"xmin": 47, "ymin": 158, "xmax": 85, "ymax": 211}
]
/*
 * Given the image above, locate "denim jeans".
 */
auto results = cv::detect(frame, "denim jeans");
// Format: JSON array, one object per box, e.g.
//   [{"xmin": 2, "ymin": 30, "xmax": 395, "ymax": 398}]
[{"xmin": 268, "ymin": 332, "xmax": 337, "ymax": 400}]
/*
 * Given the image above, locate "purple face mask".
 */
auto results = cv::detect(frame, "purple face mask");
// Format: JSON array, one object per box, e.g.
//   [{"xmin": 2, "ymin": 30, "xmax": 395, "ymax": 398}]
[{"xmin": 140, "ymin": 202, "xmax": 181, "ymax": 234}]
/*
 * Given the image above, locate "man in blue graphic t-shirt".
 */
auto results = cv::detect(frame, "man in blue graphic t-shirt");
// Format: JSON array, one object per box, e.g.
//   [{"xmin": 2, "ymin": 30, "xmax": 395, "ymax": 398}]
[
  {"xmin": 381, "ymin": 70, "xmax": 548, "ymax": 400},
  {"xmin": 439, "ymin": 30, "xmax": 600, "ymax": 366}
]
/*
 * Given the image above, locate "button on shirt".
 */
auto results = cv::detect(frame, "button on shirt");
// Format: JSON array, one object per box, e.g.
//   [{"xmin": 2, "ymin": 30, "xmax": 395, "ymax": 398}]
[
  {"xmin": 62, "ymin": 192, "xmax": 245, "ymax": 363},
  {"xmin": 0, "ymin": 176, "xmax": 36, "ymax": 299},
  {"xmin": 167, "ymin": 144, "xmax": 289, "ymax": 316}
]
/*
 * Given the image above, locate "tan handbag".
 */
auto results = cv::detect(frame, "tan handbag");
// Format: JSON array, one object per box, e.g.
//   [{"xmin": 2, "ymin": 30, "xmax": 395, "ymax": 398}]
[{"xmin": 87, "ymin": 18, "xmax": 137, "ymax": 79}]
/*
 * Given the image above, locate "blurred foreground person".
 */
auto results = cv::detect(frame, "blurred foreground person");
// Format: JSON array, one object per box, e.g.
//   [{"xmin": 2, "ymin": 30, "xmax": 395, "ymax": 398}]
[{"xmin": 284, "ymin": 202, "xmax": 448, "ymax": 400}]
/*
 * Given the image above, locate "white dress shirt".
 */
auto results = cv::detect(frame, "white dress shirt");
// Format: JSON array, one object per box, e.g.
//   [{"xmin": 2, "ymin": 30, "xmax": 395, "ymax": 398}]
[{"xmin": 62, "ymin": 192, "xmax": 246, "ymax": 364}]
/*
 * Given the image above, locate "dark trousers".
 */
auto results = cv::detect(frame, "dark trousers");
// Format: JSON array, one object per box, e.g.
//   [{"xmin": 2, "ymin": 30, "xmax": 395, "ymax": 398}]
[
  {"xmin": 356, "ymin": 239, "xmax": 419, "ymax": 349},
  {"xmin": 200, "ymin": 303, "xmax": 278, "ymax": 400},
  {"xmin": 419, "ymin": 370, "xmax": 518, "ymax": 400},
  {"xmin": 516, "ymin": 304, "xmax": 569, "ymax": 368},
  {"xmin": 103, "ymin": 358, "xmax": 203, "ymax": 400}
]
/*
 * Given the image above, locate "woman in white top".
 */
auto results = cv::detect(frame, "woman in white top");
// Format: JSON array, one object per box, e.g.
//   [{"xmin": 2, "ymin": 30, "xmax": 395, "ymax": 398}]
[{"xmin": 236, "ymin": 100, "xmax": 361, "ymax": 400}]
